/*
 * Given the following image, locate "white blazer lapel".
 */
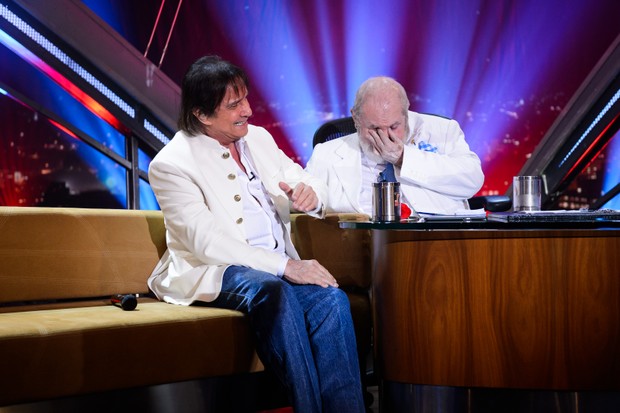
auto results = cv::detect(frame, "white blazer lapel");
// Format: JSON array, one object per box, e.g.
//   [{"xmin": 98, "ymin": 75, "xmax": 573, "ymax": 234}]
[{"xmin": 333, "ymin": 135, "xmax": 364, "ymax": 212}]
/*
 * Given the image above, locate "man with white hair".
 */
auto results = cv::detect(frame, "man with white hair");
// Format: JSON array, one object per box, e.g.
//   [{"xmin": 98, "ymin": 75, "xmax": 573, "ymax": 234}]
[{"xmin": 307, "ymin": 76, "xmax": 484, "ymax": 215}]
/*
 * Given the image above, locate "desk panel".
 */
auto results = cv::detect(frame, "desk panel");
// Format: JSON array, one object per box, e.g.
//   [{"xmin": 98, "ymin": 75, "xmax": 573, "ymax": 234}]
[{"xmin": 371, "ymin": 229, "xmax": 620, "ymax": 390}]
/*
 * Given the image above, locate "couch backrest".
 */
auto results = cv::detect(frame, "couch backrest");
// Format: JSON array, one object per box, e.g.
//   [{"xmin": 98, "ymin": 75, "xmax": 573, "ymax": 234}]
[
  {"xmin": 0, "ymin": 207, "xmax": 166, "ymax": 304},
  {"xmin": 291, "ymin": 213, "xmax": 371, "ymax": 289}
]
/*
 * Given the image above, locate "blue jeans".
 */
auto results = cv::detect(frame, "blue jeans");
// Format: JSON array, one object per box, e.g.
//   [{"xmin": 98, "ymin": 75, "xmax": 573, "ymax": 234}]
[{"xmin": 205, "ymin": 265, "xmax": 365, "ymax": 413}]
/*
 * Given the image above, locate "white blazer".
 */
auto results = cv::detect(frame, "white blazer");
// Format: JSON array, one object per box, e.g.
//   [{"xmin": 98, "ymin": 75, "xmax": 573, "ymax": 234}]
[
  {"xmin": 306, "ymin": 112, "xmax": 484, "ymax": 215},
  {"xmin": 148, "ymin": 125, "xmax": 326, "ymax": 305}
]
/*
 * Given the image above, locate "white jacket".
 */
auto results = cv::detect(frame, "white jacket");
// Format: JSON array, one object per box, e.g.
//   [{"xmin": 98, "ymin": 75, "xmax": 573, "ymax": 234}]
[
  {"xmin": 306, "ymin": 112, "xmax": 484, "ymax": 214},
  {"xmin": 148, "ymin": 125, "xmax": 326, "ymax": 305}
]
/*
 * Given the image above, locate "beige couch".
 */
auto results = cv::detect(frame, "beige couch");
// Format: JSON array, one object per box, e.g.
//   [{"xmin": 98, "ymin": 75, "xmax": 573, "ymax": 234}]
[{"xmin": 0, "ymin": 207, "xmax": 371, "ymax": 407}]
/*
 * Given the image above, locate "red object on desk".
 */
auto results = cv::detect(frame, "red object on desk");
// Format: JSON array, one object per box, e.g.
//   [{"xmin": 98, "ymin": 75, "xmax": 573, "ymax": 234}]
[{"xmin": 401, "ymin": 203, "xmax": 411, "ymax": 219}]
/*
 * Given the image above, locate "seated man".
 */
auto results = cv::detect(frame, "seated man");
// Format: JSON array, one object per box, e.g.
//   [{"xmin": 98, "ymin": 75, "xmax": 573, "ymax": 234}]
[
  {"xmin": 306, "ymin": 76, "xmax": 484, "ymax": 215},
  {"xmin": 148, "ymin": 55, "xmax": 365, "ymax": 413}
]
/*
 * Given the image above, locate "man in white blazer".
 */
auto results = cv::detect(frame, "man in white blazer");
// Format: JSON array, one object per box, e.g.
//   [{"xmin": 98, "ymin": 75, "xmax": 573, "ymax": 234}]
[
  {"xmin": 148, "ymin": 56, "xmax": 364, "ymax": 413},
  {"xmin": 306, "ymin": 77, "xmax": 484, "ymax": 216}
]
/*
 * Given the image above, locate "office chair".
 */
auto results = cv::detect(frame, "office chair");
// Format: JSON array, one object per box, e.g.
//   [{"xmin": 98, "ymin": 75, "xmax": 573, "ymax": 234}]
[{"xmin": 312, "ymin": 116, "xmax": 512, "ymax": 212}]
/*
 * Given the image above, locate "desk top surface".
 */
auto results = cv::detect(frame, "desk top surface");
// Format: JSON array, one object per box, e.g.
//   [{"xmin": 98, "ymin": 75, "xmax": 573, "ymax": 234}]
[{"xmin": 339, "ymin": 219, "xmax": 620, "ymax": 231}]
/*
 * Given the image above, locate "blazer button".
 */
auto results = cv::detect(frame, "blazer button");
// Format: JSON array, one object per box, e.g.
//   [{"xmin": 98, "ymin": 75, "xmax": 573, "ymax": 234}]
[
  {"xmin": 236, "ymin": 217, "xmax": 243, "ymax": 224},
  {"xmin": 222, "ymin": 152, "xmax": 230, "ymax": 159},
  {"xmin": 234, "ymin": 194, "xmax": 241, "ymax": 202},
  {"xmin": 228, "ymin": 173, "xmax": 236, "ymax": 180}
]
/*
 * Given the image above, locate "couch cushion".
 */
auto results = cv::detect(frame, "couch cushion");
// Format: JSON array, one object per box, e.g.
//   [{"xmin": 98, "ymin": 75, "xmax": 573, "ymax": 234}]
[{"xmin": 0, "ymin": 302, "xmax": 262, "ymax": 406}]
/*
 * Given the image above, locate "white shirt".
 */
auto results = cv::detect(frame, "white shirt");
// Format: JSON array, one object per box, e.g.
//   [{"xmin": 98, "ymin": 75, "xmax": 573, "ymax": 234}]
[{"xmin": 236, "ymin": 139, "xmax": 288, "ymax": 275}]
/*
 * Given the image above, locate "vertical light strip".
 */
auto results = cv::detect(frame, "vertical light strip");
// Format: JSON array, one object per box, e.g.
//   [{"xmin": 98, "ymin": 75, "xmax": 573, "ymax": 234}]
[{"xmin": 601, "ymin": 128, "xmax": 620, "ymax": 209}]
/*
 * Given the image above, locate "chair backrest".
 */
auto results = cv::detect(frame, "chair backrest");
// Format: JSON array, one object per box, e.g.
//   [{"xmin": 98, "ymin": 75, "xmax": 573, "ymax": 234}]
[
  {"xmin": 291, "ymin": 213, "xmax": 371, "ymax": 289},
  {"xmin": 312, "ymin": 117, "xmax": 356, "ymax": 147}
]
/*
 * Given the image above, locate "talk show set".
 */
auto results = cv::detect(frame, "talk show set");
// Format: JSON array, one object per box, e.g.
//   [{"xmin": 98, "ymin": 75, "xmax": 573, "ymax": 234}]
[{"xmin": 1, "ymin": 1, "xmax": 620, "ymax": 412}]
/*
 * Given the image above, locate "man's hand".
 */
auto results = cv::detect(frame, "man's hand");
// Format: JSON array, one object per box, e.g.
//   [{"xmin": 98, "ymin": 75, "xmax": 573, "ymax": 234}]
[
  {"xmin": 279, "ymin": 182, "xmax": 319, "ymax": 212},
  {"xmin": 369, "ymin": 128, "xmax": 405, "ymax": 166},
  {"xmin": 284, "ymin": 259, "xmax": 339, "ymax": 288}
]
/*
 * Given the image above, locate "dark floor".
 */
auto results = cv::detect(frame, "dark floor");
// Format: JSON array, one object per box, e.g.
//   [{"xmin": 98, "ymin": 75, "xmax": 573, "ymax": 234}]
[{"xmin": 2, "ymin": 378, "xmax": 619, "ymax": 413}]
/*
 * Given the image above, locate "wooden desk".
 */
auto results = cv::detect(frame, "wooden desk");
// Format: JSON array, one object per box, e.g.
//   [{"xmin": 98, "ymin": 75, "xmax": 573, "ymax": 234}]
[{"xmin": 340, "ymin": 221, "xmax": 620, "ymax": 391}]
